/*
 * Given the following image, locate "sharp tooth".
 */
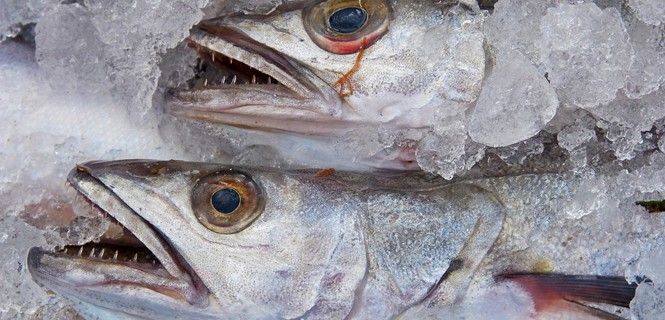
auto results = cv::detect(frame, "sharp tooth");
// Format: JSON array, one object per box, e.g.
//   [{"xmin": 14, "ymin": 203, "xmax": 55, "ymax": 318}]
[
  {"xmin": 229, "ymin": 58, "xmax": 233, "ymax": 65},
  {"xmin": 252, "ymin": 74, "xmax": 256, "ymax": 84},
  {"xmin": 221, "ymin": 76, "xmax": 227, "ymax": 84},
  {"xmin": 132, "ymin": 253, "xmax": 138, "ymax": 262},
  {"xmin": 99, "ymin": 248, "xmax": 105, "ymax": 259},
  {"xmin": 231, "ymin": 75, "xmax": 237, "ymax": 84},
  {"xmin": 113, "ymin": 250, "xmax": 119, "ymax": 260},
  {"xmin": 268, "ymin": 76, "xmax": 273, "ymax": 84},
  {"xmin": 89, "ymin": 247, "xmax": 96, "ymax": 258},
  {"xmin": 204, "ymin": 78, "xmax": 208, "ymax": 87},
  {"xmin": 78, "ymin": 247, "xmax": 84, "ymax": 257},
  {"xmin": 152, "ymin": 259, "xmax": 157, "ymax": 265},
  {"xmin": 64, "ymin": 247, "xmax": 69, "ymax": 254},
  {"xmin": 211, "ymin": 52, "xmax": 215, "ymax": 62}
]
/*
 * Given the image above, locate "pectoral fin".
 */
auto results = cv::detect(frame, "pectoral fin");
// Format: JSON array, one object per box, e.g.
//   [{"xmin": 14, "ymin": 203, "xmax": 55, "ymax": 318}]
[{"xmin": 497, "ymin": 273, "xmax": 637, "ymax": 318}]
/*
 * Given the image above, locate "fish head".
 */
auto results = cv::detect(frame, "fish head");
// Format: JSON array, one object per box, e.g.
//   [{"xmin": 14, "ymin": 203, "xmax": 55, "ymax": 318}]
[
  {"xmin": 28, "ymin": 160, "xmax": 505, "ymax": 318},
  {"xmin": 28, "ymin": 160, "xmax": 369, "ymax": 318},
  {"xmin": 166, "ymin": 0, "xmax": 486, "ymax": 136}
]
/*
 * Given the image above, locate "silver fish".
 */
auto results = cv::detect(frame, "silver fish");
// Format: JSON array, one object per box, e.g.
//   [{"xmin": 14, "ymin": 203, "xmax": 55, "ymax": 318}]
[
  {"xmin": 27, "ymin": 160, "xmax": 646, "ymax": 319},
  {"xmin": 28, "ymin": 160, "xmax": 503, "ymax": 319},
  {"xmin": 165, "ymin": 0, "xmax": 486, "ymax": 170}
]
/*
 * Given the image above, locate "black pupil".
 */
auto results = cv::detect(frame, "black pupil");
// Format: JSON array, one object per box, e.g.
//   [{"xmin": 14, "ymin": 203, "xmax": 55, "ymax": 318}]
[
  {"xmin": 329, "ymin": 7, "xmax": 367, "ymax": 34},
  {"xmin": 211, "ymin": 188, "xmax": 241, "ymax": 214}
]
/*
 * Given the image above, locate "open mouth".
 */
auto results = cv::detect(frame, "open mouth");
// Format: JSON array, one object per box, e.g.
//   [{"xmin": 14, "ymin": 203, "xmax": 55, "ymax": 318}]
[
  {"xmin": 185, "ymin": 33, "xmax": 280, "ymax": 89},
  {"xmin": 174, "ymin": 23, "xmax": 318, "ymax": 98},
  {"xmin": 165, "ymin": 22, "xmax": 344, "ymax": 134},
  {"xmin": 27, "ymin": 165, "xmax": 208, "ymax": 306}
]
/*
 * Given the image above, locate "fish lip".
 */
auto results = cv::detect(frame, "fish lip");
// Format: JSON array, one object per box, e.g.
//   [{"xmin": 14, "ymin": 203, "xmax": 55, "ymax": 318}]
[
  {"xmin": 27, "ymin": 163, "xmax": 209, "ymax": 307},
  {"xmin": 166, "ymin": 23, "xmax": 345, "ymax": 133}
]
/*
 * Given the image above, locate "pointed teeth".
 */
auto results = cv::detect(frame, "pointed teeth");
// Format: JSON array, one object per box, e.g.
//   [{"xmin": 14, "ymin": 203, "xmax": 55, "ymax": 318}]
[
  {"xmin": 231, "ymin": 75, "xmax": 237, "ymax": 84},
  {"xmin": 89, "ymin": 247, "xmax": 96, "ymax": 258},
  {"xmin": 98, "ymin": 248, "xmax": 105, "ymax": 259},
  {"xmin": 113, "ymin": 250, "xmax": 119, "ymax": 260},
  {"xmin": 132, "ymin": 253, "xmax": 138, "ymax": 262},
  {"xmin": 78, "ymin": 247, "xmax": 84, "ymax": 257}
]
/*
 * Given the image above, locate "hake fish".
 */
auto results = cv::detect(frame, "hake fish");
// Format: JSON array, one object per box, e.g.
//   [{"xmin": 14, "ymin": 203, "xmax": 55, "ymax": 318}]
[
  {"xmin": 165, "ymin": 0, "xmax": 486, "ymax": 170},
  {"xmin": 28, "ymin": 160, "xmax": 638, "ymax": 319}
]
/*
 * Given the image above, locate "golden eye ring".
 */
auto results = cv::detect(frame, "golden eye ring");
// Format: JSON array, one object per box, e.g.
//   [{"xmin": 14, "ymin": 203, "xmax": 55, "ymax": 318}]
[{"xmin": 191, "ymin": 171, "xmax": 264, "ymax": 234}]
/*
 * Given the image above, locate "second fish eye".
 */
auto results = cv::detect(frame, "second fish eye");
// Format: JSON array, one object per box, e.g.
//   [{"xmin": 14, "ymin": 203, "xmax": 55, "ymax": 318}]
[{"xmin": 328, "ymin": 7, "xmax": 368, "ymax": 34}]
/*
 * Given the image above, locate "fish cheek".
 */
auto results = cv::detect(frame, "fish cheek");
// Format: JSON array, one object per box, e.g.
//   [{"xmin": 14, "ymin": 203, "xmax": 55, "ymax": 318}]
[
  {"xmin": 191, "ymin": 171, "xmax": 265, "ymax": 234},
  {"xmin": 303, "ymin": 0, "xmax": 391, "ymax": 54}
]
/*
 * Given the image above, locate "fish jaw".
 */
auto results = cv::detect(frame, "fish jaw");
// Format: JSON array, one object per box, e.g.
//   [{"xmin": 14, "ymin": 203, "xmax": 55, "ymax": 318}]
[
  {"xmin": 166, "ymin": 24, "xmax": 349, "ymax": 135},
  {"xmin": 27, "ymin": 163, "xmax": 212, "ymax": 318}
]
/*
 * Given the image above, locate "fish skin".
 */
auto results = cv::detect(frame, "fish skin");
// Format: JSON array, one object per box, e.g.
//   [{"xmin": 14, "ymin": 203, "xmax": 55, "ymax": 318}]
[
  {"xmin": 29, "ymin": 160, "xmax": 505, "ymax": 319},
  {"xmin": 165, "ymin": 0, "xmax": 487, "ymax": 170},
  {"xmin": 27, "ymin": 160, "xmax": 650, "ymax": 319}
]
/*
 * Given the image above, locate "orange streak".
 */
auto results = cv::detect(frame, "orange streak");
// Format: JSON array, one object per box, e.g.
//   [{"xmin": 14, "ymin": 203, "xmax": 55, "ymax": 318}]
[
  {"xmin": 315, "ymin": 168, "xmax": 336, "ymax": 177},
  {"xmin": 335, "ymin": 37, "xmax": 370, "ymax": 97}
]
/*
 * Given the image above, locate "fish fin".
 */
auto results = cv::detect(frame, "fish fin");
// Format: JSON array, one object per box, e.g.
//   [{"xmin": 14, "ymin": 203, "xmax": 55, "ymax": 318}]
[
  {"xmin": 496, "ymin": 273, "xmax": 637, "ymax": 310},
  {"xmin": 561, "ymin": 300, "xmax": 629, "ymax": 320}
]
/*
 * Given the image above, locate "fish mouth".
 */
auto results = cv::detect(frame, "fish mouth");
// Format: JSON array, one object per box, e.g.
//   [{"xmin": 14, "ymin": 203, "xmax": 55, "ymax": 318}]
[
  {"xmin": 27, "ymin": 164, "xmax": 209, "ymax": 309},
  {"xmin": 166, "ymin": 22, "xmax": 344, "ymax": 135}
]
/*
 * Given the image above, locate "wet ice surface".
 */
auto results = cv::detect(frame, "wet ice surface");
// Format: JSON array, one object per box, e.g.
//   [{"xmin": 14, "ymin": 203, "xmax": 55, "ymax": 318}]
[
  {"xmin": 0, "ymin": 40, "xmax": 189, "ymax": 318},
  {"xmin": 1, "ymin": 0, "xmax": 665, "ymax": 319}
]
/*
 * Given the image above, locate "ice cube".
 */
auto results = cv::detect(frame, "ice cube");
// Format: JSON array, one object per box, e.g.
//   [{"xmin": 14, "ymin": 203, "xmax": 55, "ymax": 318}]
[
  {"xmin": 629, "ymin": 0, "xmax": 665, "ymax": 26},
  {"xmin": 468, "ymin": 50, "xmax": 558, "ymax": 147},
  {"xmin": 539, "ymin": 3, "xmax": 633, "ymax": 108}
]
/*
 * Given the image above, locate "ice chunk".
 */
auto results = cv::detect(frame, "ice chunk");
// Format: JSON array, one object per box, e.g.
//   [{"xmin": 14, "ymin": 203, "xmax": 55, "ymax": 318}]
[
  {"xmin": 557, "ymin": 118, "xmax": 596, "ymax": 152},
  {"xmin": 629, "ymin": 0, "xmax": 665, "ymax": 26},
  {"xmin": 416, "ymin": 103, "xmax": 484, "ymax": 180},
  {"xmin": 539, "ymin": 3, "xmax": 633, "ymax": 108},
  {"xmin": 589, "ymin": 90, "xmax": 665, "ymax": 160},
  {"xmin": 468, "ymin": 50, "xmax": 558, "ymax": 147},
  {"xmin": 35, "ymin": 0, "xmax": 209, "ymax": 118},
  {"xmin": 0, "ymin": 0, "xmax": 59, "ymax": 40},
  {"xmin": 0, "ymin": 39, "xmax": 188, "ymax": 318},
  {"xmin": 484, "ymin": 0, "xmax": 555, "ymax": 66},
  {"xmin": 35, "ymin": 4, "xmax": 113, "ymax": 98},
  {"xmin": 623, "ymin": 12, "xmax": 665, "ymax": 98},
  {"xmin": 627, "ymin": 246, "xmax": 665, "ymax": 320},
  {"xmin": 557, "ymin": 115, "xmax": 597, "ymax": 170}
]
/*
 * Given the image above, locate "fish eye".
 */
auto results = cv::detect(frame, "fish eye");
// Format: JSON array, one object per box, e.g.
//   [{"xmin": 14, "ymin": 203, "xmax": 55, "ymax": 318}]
[
  {"xmin": 303, "ymin": 0, "xmax": 391, "ymax": 54},
  {"xmin": 192, "ymin": 172, "xmax": 264, "ymax": 234},
  {"xmin": 328, "ymin": 7, "xmax": 368, "ymax": 34},
  {"xmin": 211, "ymin": 188, "xmax": 241, "ymax": 214}
]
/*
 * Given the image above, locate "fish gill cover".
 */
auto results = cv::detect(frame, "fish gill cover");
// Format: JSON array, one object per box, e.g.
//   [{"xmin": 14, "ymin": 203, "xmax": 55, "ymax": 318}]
[{"xmin": 0, "ymin": 0, "xmax": 664, "ymax": 319}]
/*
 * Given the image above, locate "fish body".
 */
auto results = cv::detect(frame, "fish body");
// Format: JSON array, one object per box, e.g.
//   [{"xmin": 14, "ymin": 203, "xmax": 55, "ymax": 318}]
[
  {"xmin": 28, "ymin": 160, "xmax": 657, "ymax": 319},
  {"xmin": 165, "ymin": 0, "xmax": 486, "ymax": 170},
  {"xmin": 29, "ymin": 160, "xmax": 504, "ymax": 319}
]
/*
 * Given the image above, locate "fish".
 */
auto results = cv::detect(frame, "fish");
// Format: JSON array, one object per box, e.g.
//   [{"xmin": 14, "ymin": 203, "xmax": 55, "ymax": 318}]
[
  {"xmin": 27, "ymin": 160, "xmax": 644, "ymax": 319},
  {"xmin": 164, "ymin": 0, "xmax": 487, "ymax": 170}
]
